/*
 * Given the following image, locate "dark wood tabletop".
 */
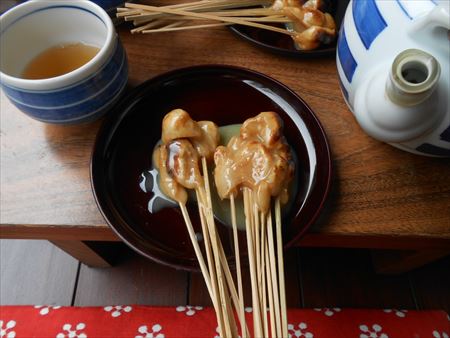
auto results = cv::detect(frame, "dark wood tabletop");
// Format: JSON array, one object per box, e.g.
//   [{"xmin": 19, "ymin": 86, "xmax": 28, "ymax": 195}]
[{"xmin": 1, "ymin": 6, "xmax": 449, "ymax": 272}]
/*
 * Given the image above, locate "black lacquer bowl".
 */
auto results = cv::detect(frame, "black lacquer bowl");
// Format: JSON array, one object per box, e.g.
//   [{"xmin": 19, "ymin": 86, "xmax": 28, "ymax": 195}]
[
  {"xmin": 229, "ymin": 0, "xmax": 349, "ymax": 57},
  {"xmin": 91, "ymin": 65, "xmax": 332, "ymax": 271}
]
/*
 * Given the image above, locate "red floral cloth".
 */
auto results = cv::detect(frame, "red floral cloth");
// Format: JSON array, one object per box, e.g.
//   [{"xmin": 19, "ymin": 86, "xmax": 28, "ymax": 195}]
[{"xmin": 0, "ymin": 305, "xmax": 448, "ymax": 337}]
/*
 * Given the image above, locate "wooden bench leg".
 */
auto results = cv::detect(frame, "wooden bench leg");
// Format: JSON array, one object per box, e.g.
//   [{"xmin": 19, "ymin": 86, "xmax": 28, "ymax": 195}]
[
  {"xmin": 371, "ymin": 249, "xmax": 450, "ymax": 274},
  {"xmin": 51, "ymin": 240, "xmax": 113, "ymax": 268}
]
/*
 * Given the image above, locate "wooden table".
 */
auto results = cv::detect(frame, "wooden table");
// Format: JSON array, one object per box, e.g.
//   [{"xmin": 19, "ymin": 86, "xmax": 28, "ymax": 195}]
[{"xmin": 1, "ymin": 19, "xmax": 449, "ymax": 273}]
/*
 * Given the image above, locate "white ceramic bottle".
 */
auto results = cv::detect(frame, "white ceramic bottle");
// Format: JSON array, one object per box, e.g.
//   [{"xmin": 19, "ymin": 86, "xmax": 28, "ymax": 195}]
[{"xmin": 336, "ymin": 0, "xmax": 450, "ymax": 157}]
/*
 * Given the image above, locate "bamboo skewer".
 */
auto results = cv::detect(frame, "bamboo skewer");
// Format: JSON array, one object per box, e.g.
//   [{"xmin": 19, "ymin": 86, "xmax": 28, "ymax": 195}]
[
  {"xmin": 260, "ymin": 212, "xmax": 269, "ymax": 338},
  {"xmin": 205, "ymin": 8, "xmax": 280, "ymax": 16},
  {"xmin": 121, "ymin": 3, "xmax": 294, "ymax": 36},
  {"xmin": 249, "ymin": 191, "xmax": 260, "ymax": 315},
  {"xmin": 196, "ymin": 157, "xmax": 249, "ymax": 338},
  {"xmin": 204, "ymin": 201, "xmax": 232, "ymax": 337},
  {"xmin": 178, "ymin": 203, "xmax": 214, "ymax": 302},
  {"xmin": 200, "ymin": 157, "xmax": 235, "ymax": 338},
  {"xmin": 243, "ymin": 188, "xmax": 263, "ymax": 338},
  {"xmin": 131, "ymin": 19, "xmax": 168, "ymax": 34},
  {"xmin": 116, "ymin": 9, "xmax": 141, "ymax": 17},
  {"xmin": 123, "ymin": 0, "xmax": 273, "ymax": 22},
  {"xmin": 125, "ymin": 0, "xmax": 271, "ymax": 12},
  {"xmin": 253, "ymin": 194, "xmax": 262, "ymax": 315},
  {"xmin": 127, "ymin": 11, "xmax": 286, "ymax": 28},
  {"xmin": 267, "ymin": 209, "xmax": 282, "ymax": 338},
  {"xmin": 194, "ymin": 189, "xmax": 225, "ymax": 337},
  {"xmin": 225, "ymin": 286, "xmax": 239, "ymax": 338},
  {"xmin": 132, "ymin": 13, "xmax": 288, "ymax": 24},
  {"xmin": 230, "ymin": 194, "xmax": 247, "ymax": 338},
  {"xmin": 143, "ymin": 22, "xmax": 230, "ymax": 34},
  {"xmin": 276, "ymin": 197, "xmax": 288, "ymax": 338},
  {"xmin": 217, "ymin": 240, "xmax": 250, "ymax": 338},
  {"xmin": 179, "ymin": 202, "xmax": 226, "ymax": 338},
  {"xmin": 265, "ymin": 237, "xmax": 276, "ymax": 338}
]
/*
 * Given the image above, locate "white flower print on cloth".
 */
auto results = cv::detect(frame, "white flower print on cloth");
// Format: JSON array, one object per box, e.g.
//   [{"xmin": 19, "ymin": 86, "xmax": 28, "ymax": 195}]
[
  {"xmin": 314, "ymin": 308, "xmax": 341, "ymax": 317},
  {"xmin": 56, "ymin": 323, "xmax": 87, "ymax": 338},
  {"xmin": 244, "ymin": 307, "xmax": 252, "ymax": 313},
  {"xmin": 359, "ymin": 324, "xmax": 388, "ymax": 338},
  {"xmin": 34, "ymin": 305, "xmax": 61, "ymax": 316},
  {"xmin": 176, "ymin": 305, "xmax": 203, "ymax": 316},
  {"xmin": 288, "ymin": 322, "xmax": 314, "ymax": 338},
  {"xmin": 432, "ymin": 331, "xmax": 449, "ymax": 338},
  {"xmin": 383, "ymin": 309, "xmax": 407, "ymax": 318},
  {"xmin": 104, "ymin": 305, "xmax": 132, "ymax": 318},
  {"xmin": 0, "ymin": 320, "xmax": 16, "ymax": 338},
  {"xmin": 213, "ymin": 326, "xmax": 242, "ymax": 338},
  {"xmin": 135, "ymin": 324, "xmax": 164, "ymax": 338}
]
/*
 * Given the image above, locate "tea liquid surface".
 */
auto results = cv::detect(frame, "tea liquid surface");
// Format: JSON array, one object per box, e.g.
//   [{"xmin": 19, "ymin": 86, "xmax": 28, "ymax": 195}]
[{"xmin": 22, "ymin": 43, "xmax": 99, "ymax": 80}]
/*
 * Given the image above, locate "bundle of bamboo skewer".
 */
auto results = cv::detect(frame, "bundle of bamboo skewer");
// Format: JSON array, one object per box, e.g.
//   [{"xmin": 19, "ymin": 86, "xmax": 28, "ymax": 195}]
[
  {"xmin": 117, "ymin": 0, "xmax": 294, "ymax": 36},
  {"xmin": 154, "ymin": 109, "xmax": 291, "ymax": 338},
  {"xmin": 118, "ymin": 0, "xmax": 337, "ymax": 50},
  {"xmin": 213, "ymin": 111, "xmax": 292, "ymax": 338},
  {"xmin": 154, "ymin": 110, "xmax": 247, "ymax": 338}
]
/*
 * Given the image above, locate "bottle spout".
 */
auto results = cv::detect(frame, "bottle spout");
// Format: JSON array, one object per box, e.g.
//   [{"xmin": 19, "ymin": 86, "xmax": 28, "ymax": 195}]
[
  {"xmin": 386, "ymin": 49, "xmax": 441, "ymax": 106},
  {"xmin": 352, "ymin": 49, "xmax": 444, "ymax": 143}
]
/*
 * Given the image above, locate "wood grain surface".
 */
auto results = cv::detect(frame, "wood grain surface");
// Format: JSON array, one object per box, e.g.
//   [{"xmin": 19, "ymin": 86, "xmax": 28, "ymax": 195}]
[
  {"xmin": 411, "ymin": 255, "xmax": 450, "ymax": 313},
  {"xmin": 1, "ymin": 19, "xmax": 449, "ymax": 248},
  {"xmin": 0, "ymin": 239, "xmax": 79, "ymax": 305},
  {"xmin": 298, "ymin": 248, "xmax": 417, "ymax": 309},
  {"xmin": 73, "ymin": 245, "xmax": 188, "ymax": 306},
  {"xmin": 2, "ymin": 239, "xmax": 449, "ymax": 312}
]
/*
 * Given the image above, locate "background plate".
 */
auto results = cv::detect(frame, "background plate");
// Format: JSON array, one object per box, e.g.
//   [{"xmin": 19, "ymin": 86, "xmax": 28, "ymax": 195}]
[{"xmin": 91, "ymin": 65, "xmax": 332, "ymax": 271}]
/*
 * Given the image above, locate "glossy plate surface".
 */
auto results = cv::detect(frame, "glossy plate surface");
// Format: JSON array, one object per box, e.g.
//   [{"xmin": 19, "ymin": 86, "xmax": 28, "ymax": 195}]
[
  {"xmin": 91, "ymin": 65, "xmax": 332, "ymax": 270},
  {"xmin": 229, "ymin": 0, "xmax": 349, "ymax": 57}
]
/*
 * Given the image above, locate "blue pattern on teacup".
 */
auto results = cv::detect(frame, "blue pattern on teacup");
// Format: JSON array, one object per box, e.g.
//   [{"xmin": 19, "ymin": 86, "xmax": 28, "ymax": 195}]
[
  {"xmin": 3, "ymin": 39, "xmax": 124, "ymax": 104},
  {"xmin": 1, "ymin": 1, "xmax": 129, "ymax": 124},
  {"xmin": 8, "ymin": 58, "xmax": 128, "ymax": 124}
]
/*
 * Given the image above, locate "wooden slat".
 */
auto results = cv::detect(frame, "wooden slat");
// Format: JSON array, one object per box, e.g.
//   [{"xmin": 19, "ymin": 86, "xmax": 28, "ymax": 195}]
[
  {"xmin": 298, "ymin": 248, "xmax": 417, "ymax": 309},
  {"xmin": 0, "ymin": 225, "xmax": 118, "ymax": 241},
  {"xmin": 188, "ymin": 272, "xmax": 211, "ymax": 306},
  {"xmin": 281, "ymin": 249, "xmax": 302, "ymax": 308},
  {"xmin": 410, "ymin": 255, "xmax": 450, "ymax": 313},
  {"xmin": 371, "ymin": 249, "xmax": 450, "ymax": 274},
  {"xmin": 0, "ymin": 239, "xmax": 79, "ymax": 305},
  {"xmin": 298, "ymin": 233, "xmax": 450, "ymax": 250},
  {"xmin": 74, "ymin": 245, "xmax": 189, "ymax": 306},
  {"xmin": 50, "ymin": 241, "xmax": 115, "ymax": 268}
]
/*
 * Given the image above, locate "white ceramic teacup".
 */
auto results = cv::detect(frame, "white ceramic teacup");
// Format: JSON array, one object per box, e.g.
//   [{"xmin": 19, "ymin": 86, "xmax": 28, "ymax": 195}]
[{"xmin": 0, "ymin": 0, "xmax": 128, "ymax": 124}]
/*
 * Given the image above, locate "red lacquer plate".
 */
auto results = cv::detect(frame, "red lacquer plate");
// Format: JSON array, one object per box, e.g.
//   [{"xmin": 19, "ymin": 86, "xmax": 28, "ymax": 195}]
[{"xmin": 91, "ymin": 65, "xmax": 332, "ymax": 271}]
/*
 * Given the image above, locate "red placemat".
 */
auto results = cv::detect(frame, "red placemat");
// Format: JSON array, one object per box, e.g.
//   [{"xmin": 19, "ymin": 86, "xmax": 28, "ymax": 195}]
[{"xmin": 1, "ymin": 305, "xmax": 449, "ymax": 337}]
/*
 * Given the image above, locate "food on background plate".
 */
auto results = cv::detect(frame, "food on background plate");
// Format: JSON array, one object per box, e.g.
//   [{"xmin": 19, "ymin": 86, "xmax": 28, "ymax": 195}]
[
  {"xmin": 275, "ymin": 0, "xmax": 336, "ymax": 50},
  {"xmin": 118, "ymin": 0, "xmax": 336, "ymax": 51}
]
